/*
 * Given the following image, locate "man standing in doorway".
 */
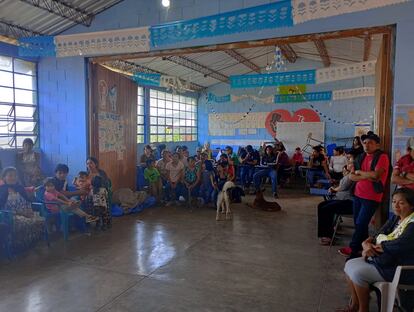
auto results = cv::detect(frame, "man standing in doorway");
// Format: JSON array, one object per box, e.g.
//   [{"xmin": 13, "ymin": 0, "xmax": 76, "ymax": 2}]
[{"xmin": 339, "ymin": 131, "xmax": 390, "ymax": 259}]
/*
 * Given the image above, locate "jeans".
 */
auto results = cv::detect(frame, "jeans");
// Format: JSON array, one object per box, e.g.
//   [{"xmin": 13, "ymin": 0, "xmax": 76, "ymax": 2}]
[
  {"xmin": 349, "ymin": 196, "xmax": 379, "ymax": 257},
  {"xmin": 253, "ymin": 168, "xmax": 278, "ymax": 193},
  {"xmin": 317, "ymin": 199, "xmax": 353, "ymax": 238},
  {"xmin": 240, "ymin": 166, "xmax": 255, "ymax": 187},
  {"xmin": 165, "ymin": 182, "xmax": 185, "ymax": 201},
  {"xmin": 306, "ymin": 169, "xmax": 327, "ymax": 186}
]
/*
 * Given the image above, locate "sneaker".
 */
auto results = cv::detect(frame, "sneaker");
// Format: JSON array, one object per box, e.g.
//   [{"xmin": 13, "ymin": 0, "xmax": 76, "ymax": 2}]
[
  {"xmin": 178, "ymin": 196, "xmax": 186, "ymax": 202},
  {"xmin": 338, "ymin": 247, "xmax": 352, "ymax": 257},
  {"xmin": 273, "ymin": 192, "xmax": 279, "ymax": 199},
  {"xmin": 197, "ymin": 197, "xmax": 205, "ymax": 206}
]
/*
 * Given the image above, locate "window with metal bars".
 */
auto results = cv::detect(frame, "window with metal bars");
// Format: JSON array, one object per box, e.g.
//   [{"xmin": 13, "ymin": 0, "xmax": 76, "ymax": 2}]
[
  {"xmin": 148, "ymin": 89, "xmax": 197, "ymax": 143},
  {"xmin": 0, "ymin": 55, "xmax": 38, "ymax": 149}
]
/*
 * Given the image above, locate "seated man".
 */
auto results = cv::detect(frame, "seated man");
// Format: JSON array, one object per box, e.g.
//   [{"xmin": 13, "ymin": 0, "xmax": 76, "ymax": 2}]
[
  {"xmin": 253, "ymin": 145, "xmax": 277, "ymax": 197},
  {"xmin": 391, "ymin": 142, "xmax": 414, "ymax": 190},
  {"xmin": 306, "ymin": 145, "xmax": 331, "ymax": 187},
  {"xmin": 239, "ymin": 145, "xmax": 260, "ymax": 192}
]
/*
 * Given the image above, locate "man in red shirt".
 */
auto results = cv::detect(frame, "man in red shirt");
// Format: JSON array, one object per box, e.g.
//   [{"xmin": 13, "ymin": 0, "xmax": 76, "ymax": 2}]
[
  {"xmin": 391, "ymin": 143, "xmax": 414, "ymax": 189},
  {"xmin": 339, "ymin": 131, "xmax": 390, "ymax": 259}
]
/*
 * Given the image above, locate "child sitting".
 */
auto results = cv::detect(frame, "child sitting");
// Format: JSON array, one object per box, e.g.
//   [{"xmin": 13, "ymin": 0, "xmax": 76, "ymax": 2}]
[
  {"xmin": 144, "ymin": 159, "xmax": 162, "ymax": 202},
  {"xmin": 43, "ymin": 178, "xmax": 98, "ymax": 223},
  {"xmin": 88, "ymin": 176, "xmax": 111, "ymax": 230},
  {"xmin": 73, "ymin": 171, "xmax": 91, "ymax": 200}
]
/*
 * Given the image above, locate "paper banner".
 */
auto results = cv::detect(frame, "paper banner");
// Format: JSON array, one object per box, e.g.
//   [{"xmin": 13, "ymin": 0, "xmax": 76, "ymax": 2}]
[
  {"xmin": 54, "ymin": 27, "xmax": 150, "ymax": 57},
  {"xmin": 18, "ymin": 36, "xmax": 56, "ymax": 57},
  {"xmin": 332, "ymin": 87, "xmax": 375, "ymax": 100},
  {"xmin": 274, "ymin": 91, "xmax": 332, "ymax": 103},
  {"xmin": 150, "ymin": 1, "xmax": 293, "ymax": 48},
  {"xmin": 265, "ymin": 109, "xmax": 321, "ymax": 137},
  {"xmin": 132, "ymin": 73, "xmax": 161, "ymax": 87},
  {"xmin": 316, "ymin": 60, "xmax": 376, "ymax": 84},
  {"xmin": 292, "ymin": 0, "xmax": 409, "ymax": 24},
  {"xmin": 230, "ymin": 70, "xmax": 316, "ymax": 89},
  {"xmin": 279, "ymin": 85, "xmax": 306, "ymax": 94},
  {"xmin": 354, "ymin": 123, "xmax": 371, "ymax": 137},
  {"xmin": 208, "ymin": 93, "xmax": 231, "ymax": 103},
  {"xmin": 231, "ymin": 94, "xmax": 274, "ymax": 104}
]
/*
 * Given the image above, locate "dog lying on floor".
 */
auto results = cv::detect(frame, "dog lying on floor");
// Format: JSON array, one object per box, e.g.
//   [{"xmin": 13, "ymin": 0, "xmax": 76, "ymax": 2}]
[
  {"xmin": 251, "ymin": 189, "xmax": 282, "ymax": 212},
  {"xmin": 216, "ymin": 181, "xmax": 238, "ymax": 221}
]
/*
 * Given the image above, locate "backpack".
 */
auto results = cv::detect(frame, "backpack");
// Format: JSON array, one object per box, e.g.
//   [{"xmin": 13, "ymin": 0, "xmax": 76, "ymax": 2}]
[{"xmin": 353, "ymin": 150, "xmax": 386, "ymax": 194}]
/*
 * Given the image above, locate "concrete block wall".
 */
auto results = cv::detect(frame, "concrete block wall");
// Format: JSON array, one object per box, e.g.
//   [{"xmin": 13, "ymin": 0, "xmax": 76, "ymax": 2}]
[
  {"xmin": 37, "ymin": 56, "xmax": 87, "ymax": 182},
  {"xmin": 198, "ymin": 58, "xmax": 375, "ymax": 151}
]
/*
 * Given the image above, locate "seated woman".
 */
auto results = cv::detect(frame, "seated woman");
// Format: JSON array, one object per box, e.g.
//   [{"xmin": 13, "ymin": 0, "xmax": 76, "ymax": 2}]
[
  {"xmin": 0, "ymin": 167, "xmax": 45, "ymax": 250},
  {"xmin": 306, "ymin": 145, "xmax": 331, "ymax": 187},
  {"xmin": 16, "ymin": 138, "xmax": 43, "ymax": 187},
  {"xmin": 253, "ymin": 145, "xmax": 278, "ymax": 197},
  {"xmin": 329, "ymin": 147, "xmax": 348, "ymax": 181},
  {"xmin": 183, "ymin": 157, "xmax": 201, "ymax": 201},
  {"xmin": 339, "ymin": 188, "xmax": 414, "ymax": 312},
  {"xmin": 317, "ymin": 164, "xmax": 354, "ymax": 245},
  {"xmin": 165, "ymin": 152, "xmax": 185, "ymax": 204},
  {"xmin": 274, "ymin": 142, "xmax": 291, "ymax": 185},
  {"xmin": 199, "ymin": 160, "xmax": 215, "ymax": 205}
]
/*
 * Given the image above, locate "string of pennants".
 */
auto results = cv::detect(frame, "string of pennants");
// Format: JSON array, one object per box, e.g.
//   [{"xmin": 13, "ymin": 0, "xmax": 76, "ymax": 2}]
[{"xmin": 18, "ymin": 1, "xmax": 410, "ymax": 57}]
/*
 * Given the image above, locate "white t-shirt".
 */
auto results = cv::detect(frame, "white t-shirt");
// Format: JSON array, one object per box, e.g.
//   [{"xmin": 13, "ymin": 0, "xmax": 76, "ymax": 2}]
[
  {"xmin": 166, "ymin": 161, "xmax": 184, "ymax": 183},
  {"xmin": 329, "ymin": 155, "xmax": 348, "ymax": 173}
]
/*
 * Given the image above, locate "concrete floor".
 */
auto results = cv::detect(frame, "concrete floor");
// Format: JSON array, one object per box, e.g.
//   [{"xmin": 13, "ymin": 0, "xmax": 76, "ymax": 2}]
[{"xmin": 0, "ymin": 189, "xmax": 352, "ymax": 312}]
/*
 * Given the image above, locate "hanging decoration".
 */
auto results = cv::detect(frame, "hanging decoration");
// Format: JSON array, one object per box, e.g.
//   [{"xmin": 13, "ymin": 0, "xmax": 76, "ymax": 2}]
[
  {"xmin": 150, "ymin": 1, "xmax": 293, "ymax": 48},
  {"xmin": 132, "ymin": 72, "xmax": 161, "ymax": 87},
  {"xmin": 279, "ymin": 85, "xmax": 306, "ymax": 94},
  {"xmin": 132, "ymin": 72, "xmax": 193, "ymax": 93},
  {"xmin": 332, "ymin": 87, "xmax": 375, "ymax": 100},
  {"xmin": 54, "ymin": 27, "xmax": 150, "ymax": 57},
  {"xmin": 208, "ymin": 93, "xmax": 231, "ymax": 103},
  {"xmin": 292, "ymin": 0, "xmax": 410, "ymax": 24},
  {"xmin": 274, "ymin": 91, "xmax": 332, "ymax": 103},
  {"xmin": 18, "ymin": 36, "xmax": 56, "ymax": 57},
  {"xmin": 315, "ymin": 60, "xmax": 376, "ymax": 84},
  {"xmin": 230, "ymin": 69, "xmax": 316, "ymax": 89}
]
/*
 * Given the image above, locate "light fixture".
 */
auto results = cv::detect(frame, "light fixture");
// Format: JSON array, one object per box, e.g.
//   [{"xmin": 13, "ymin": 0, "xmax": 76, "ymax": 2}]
[{"xmin": 162, "ymin": 0, "xmax": 170, "ymax": 8}]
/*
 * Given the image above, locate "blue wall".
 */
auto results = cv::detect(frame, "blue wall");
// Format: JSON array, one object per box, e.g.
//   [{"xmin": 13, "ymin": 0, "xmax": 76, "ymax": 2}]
[
  {"xmin": 198, "ymin": 58, "xmax": 375, "ymax": 151},
  {"xmin": 37, "ymin": 56, "xmax": 88, "ymax": 182}
]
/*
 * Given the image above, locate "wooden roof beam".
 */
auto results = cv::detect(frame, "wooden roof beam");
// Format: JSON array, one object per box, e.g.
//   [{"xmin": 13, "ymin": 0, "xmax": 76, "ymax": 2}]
[
  {"xmin": 101, "ymin": 60, "xmax": 205, "ymax": 92},
  {"xmin": 224, "ymin": 49, "xmax": 261, "ymax": 73},
  {"xmin": 314, "ymin": 39, "xmax": 331, "ymax": 67},
  {"xmin": 163, "ymin": 55, "xmax": 229, "ymax": 83},
  {"xmin": 363, "ymin": 35, "xmax": 372, "ymax": 61},
  {"xmin": 279, "ymin": 44, "xmax": 297, "ymax": 63}
]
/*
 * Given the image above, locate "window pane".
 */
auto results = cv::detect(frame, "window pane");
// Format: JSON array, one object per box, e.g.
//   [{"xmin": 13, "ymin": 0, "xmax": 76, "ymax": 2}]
[
  {"xmin": 150, "ymin": 135, "xmax": 157, "ymax": 143},
  {"xmin": 158, "ymin": 126, "xmax": 165, "ymax": 133},
  {"xmin": 138, "ymin": 87, "xmax": 143, "ymax": 96},
  {"xmin": 0, "ymin": 104, "xmax": 12, "ymax": 116},
  {"xmin": 137, "ymin": 125, "xmax": 144, "ymax": 134},
  {"xmin": 150, "ymin": 126, "xmax": 157, "ymax": 134},
  {"xmin": 14, "ymin": 74, "xmax": 36, "ymax": 90},
  {"xmin": 0, "ymin": 87, "xmax": 13, "ymax": 102},
  {"xmin": 14, "ymin": 59, "xmax": 36, "ymax": 75},
  {"xmin": 15, "ymin": 105, "xmax": 36, "ymax": 118},
  {"xmin": 158, "ymin": 91, "xmax": 165, "ymax": 100},
  {"xmin": 150, "ymin": 107, "xmax": 157, "ymax": 116},
  {"xmin": 157, "ymin": 117, "xmax": 165, "ymax": 125},
  {"xmin": 0, "ymin": 71, "xmax": 13, "ymax": 87},
  {"xmin": 137, "ymin": 105, "xmax": 144, "ymax": 115},
  {"xmin": 157, "ymin": 108, "xmax": 165, "ymax": 117},
  {"xmin": 138, "ymin": 96, "xmax": 144, "ymax": 105},
  {"xmin": 166, "ymin": 135, "xmax": 173, "ymax": 142},
  {"xmin": 15, "ymin": 89, "xmax": 36, "ymax": 105},
  {"xmin": 150, "ymin": 117, "xmax": 157, "ymax": 124},
  {"xmin": 15, "ymin": 121, "xmax": 36, "ymax": 132},
  {"xmin": 165, "ymin": 118, "xmax": 173, "ymax": 125},
  {"xmin": 166, "ymin": 100, "xmax": 172, "ymax": 109},
  {"xmin": 0, "ymin": 56, "xmax": 12, "ymax": 71},
  {"xmin": 137, "ymin": 115, "xmax": 144, "ymax": 125},
  {"xmin": 137, "ymin": 135, "xmax": 144, "ymax": 143}
]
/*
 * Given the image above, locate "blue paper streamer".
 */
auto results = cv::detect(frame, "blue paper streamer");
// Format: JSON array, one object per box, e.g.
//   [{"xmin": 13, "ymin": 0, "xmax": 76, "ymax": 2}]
[
  {"xmin": 18, "ymin": 36, "xmax": 56, "ymax": 57},
  {"xmin": 274, "ymin": 91, "xmax": 332, "ymax": 103},
  {"xmin": 132, "ymin": 73, "xmax": 161, "ymax": 87},
  {"xmin": 208, "ymin": 93, "xmax": 231, "ymax": 103},
  {"xmin": 230, "ymin": 70, "xmax": 316, "ymax": 88},
  {"xmin": 150, "ymin": 1, "xmax": 293, "ymax": 48}
]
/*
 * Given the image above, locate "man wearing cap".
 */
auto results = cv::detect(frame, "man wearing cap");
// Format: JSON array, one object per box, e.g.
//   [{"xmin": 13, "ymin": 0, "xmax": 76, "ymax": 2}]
[
  {"xmin": 391, "ymin": 139, "xmax": 414, "ymax": 189},
  {"xmin": 339, "ymin": 131, "xmax": 390, "ymax": 259}
]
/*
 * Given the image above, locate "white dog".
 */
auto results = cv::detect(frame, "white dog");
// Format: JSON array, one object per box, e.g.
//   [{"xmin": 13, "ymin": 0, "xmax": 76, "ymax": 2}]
[{"xmin": 216, "ymin": 181, "xmax": 235, "ymax": 221}]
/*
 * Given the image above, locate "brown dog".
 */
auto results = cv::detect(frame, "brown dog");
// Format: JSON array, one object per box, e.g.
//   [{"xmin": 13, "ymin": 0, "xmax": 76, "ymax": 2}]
[{"xmin": 252, "ymin": 190, "xmax": 281, "ymax": 212}]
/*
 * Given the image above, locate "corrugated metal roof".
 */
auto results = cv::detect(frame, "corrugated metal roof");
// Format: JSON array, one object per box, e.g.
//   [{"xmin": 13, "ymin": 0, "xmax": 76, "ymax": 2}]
[
  {"xmin": 0, "ymin": 0, "xmax": 124, "ymax": 38},
  {"xmin": 125, "ymin": 35, "xmax": 382, "ymax": 89}
]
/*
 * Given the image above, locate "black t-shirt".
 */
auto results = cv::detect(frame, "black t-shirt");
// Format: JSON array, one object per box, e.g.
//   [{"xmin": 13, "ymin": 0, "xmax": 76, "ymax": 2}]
[
  {"xmin": 242, "ymin": 150, "xmax": 260, "ymax": 167},
  {"xmin": 310, "ymin": 154, "xmax": 326, "ymax": 170}
]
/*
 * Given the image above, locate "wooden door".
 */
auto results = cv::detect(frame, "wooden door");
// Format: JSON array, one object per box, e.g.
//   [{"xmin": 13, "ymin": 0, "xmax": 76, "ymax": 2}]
[{"xmin": 89, "ymin": 63, "xmax": 137, "ymax": 191}]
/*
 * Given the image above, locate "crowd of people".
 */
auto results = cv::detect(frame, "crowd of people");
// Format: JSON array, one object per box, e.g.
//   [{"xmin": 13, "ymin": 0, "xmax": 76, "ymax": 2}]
[{"xmin": 0, "ymin": 138, "xmax": 112, "ymax": 251}]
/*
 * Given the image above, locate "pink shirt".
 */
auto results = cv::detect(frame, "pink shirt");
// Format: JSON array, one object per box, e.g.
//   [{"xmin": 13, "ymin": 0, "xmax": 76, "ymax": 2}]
[
  {"xmin": 354, "ymin": 153, "xmax": 390, "ymax": 202},
  {"xmin": 44, "ymin": 190, "xmax": 61, "ymax": 212},
  {"xmin": 292, "ymin": 152, "xmax": 304, "ymax": 165}
]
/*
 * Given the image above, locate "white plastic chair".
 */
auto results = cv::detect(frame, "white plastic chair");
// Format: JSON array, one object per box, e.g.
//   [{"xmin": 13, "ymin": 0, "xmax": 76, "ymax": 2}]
[{"xmin": 372, "ymin": 265, "xmax": 414, "ymax": 312}]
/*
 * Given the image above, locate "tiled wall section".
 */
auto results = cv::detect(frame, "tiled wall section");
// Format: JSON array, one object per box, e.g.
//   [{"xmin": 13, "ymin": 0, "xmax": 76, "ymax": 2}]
[{"xmin": 37, "ymin": 56, "xmax": 87, "ymax": 182}]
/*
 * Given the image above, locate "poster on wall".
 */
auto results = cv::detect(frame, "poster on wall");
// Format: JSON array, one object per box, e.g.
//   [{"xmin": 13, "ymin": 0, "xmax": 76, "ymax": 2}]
[
  {"xmin": 265, "ymin": 108, "xmax": 321, "ymax": 137},
  {"xmin": 354, "ymin": 123, "xmax": 371, "ymax": 137},
  {"xmin": 98, "ymin": 112, "xmax": 126, "ymax": 160},
  {"xmin": 393, "ymin": 104, "xmax": 414, "ymax": 162}
]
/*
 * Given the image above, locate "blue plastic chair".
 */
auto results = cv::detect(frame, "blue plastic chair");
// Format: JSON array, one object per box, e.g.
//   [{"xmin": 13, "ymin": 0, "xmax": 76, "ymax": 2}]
[{"xmin": 35, "ymin": 187, "xmax": 86, "ymax": 241}]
